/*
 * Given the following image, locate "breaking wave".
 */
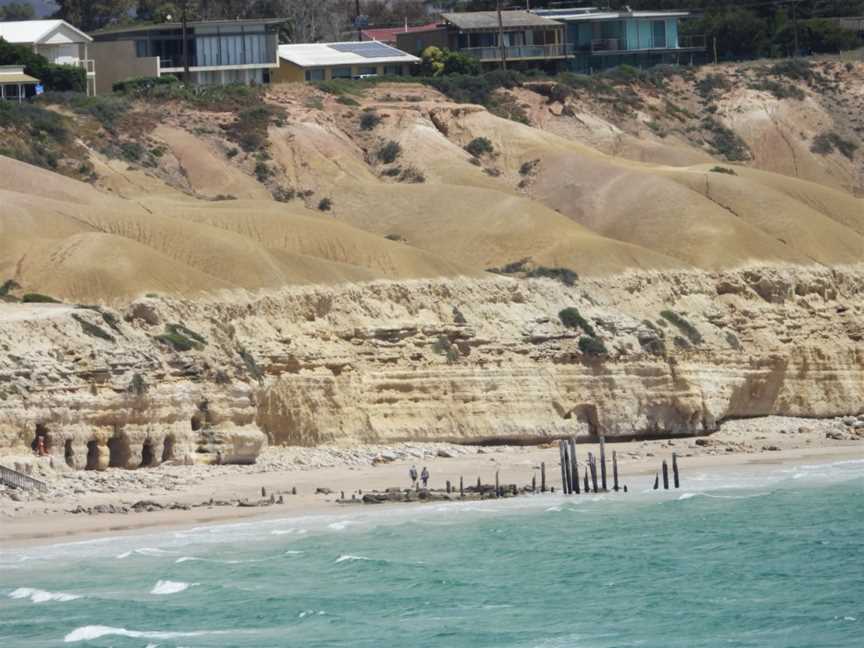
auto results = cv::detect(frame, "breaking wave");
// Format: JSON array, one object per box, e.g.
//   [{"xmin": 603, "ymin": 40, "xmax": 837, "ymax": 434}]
[
  {"xmin": 150, "ymin": 580, "xmax": 196, "ymax": 595},
  {"xmin": 8, "ymin": 587, "xmax": 80, "ymax": 604}
]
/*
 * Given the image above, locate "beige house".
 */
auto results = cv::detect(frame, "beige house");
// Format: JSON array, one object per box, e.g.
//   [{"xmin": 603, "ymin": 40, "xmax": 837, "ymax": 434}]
[
  {"xmin": 0, "ymin": 65, "xmax": 39, "ymax": 102},
  {"xmin": 0, "ymin": 20, "xmax": 95, "ymax": 95},
  {"xmin": 90, "ymin": 19, "xmax": 282, "ymax": 94},
  {"xmin": 274, "ymin": 41, "xmax": 419, "ymax": 83}
]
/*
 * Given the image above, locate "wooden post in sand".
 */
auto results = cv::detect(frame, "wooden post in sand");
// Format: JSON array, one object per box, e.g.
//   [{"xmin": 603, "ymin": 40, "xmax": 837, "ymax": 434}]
[
  {"xmin": 460, "ymin": 476, "xmax": 464, "ymax": 498},
  {"xmin": 653, "ymin": 472, "xmax": 659, "ymax": 490},
  {"xmin": 446, "ymin": 480, "xmax": 451, "ymax": 494},
  {"xmin": 559, "ymin": 441, "xmax": 569, "ymax": 495},
  {"xmin": 583, "ymin": 467, "xmax": 590, "ymax": 493},
  {"xmin": 589, "ymin": 452, "xmax": 599, "ymax": 493},
  {"xmin": 599, "ymin": 435, "xmax": 608, "ymax": 492},
  {"xmin": 532, "ymin": 475, "xmax": 536, "ymax": 492},
  {"xmin": 477, "ymin": 476, "xmax": 481, "ymax": 490},
  {"xmin": 540, "ymin": 462, "xmax": 546, "ymax": 493},
  {"xmin": 662, "ymin": 460, "xmax": 669, "ymax": 490},
  {"xmin": 569, "ymin": 437, "xmax": 580, "ymax": 495},
  {"xmin": 564, "ymin": 443, "xmax": 575, "ymax": 495},
  {"xmin": 672, "ymin": 453, "xmax": 680, "ymax": 489},
  {"xmin": 495, "ymin": 470, "xmax": 500, "ymax": 498},
  {"xmin": 612, "ymin": 451, "xmax": 620, "ymax": 492}
]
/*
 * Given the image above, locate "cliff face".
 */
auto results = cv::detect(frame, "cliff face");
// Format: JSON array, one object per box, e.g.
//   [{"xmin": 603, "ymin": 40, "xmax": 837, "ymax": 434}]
[{"xmin": 2, "ymin": 266, "xmax": 863, "ymax": 467}]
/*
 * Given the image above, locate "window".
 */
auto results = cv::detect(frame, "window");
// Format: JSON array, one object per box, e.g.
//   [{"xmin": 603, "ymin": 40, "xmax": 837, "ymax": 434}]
[
  {"xmin": 331, "ymin": 67, "xmax": 352, "ymax": 79},
  {"xmin": 357, "ymin": 66, "xmax": 377, "ymax": 77},
  {"xmin": 653, "ymin": 21, "xmax": 667, "ymax": 48},
  {"xmin": 383, "ymin": 64, "xmax": 402, "ymax": 76},
  {"xmin": 305, "ymin": 69, "xmax": 325, "ymax": 81},
  {"xmin": 135, "ymin": 40, "xmax": 148, "ymax": 57}
]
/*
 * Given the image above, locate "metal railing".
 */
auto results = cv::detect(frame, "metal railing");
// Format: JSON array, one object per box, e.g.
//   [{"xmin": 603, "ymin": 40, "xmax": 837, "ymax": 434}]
[
  {"xmin": 587, "ymin": 35, "xmax": 706, "ymax": 53},
  {"xmin": 462, "ymin": 43, "xmax": 567, "ymax": 62},
  {"xmin": 0, "ymin": 464, "xmax": 48, "ymax": 491}
]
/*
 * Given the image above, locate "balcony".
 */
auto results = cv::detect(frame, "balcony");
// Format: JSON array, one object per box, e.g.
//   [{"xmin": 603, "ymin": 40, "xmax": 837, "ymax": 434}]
[
  {"xmin": 588, "ymin": 35, "xmax": 706, "ymax": 54},
  {"xmin": 54, "ymin": 58, "xmax": 95, "ymax": 74},
  {"xmin": 461, "ymin": 43, "xmax": 567, "ymax": 62}
]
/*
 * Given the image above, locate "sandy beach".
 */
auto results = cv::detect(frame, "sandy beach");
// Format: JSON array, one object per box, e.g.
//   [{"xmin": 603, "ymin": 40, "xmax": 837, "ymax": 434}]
[{"xmin": 2, "ymin": 416, "xmax": 862, "ymax": 550}]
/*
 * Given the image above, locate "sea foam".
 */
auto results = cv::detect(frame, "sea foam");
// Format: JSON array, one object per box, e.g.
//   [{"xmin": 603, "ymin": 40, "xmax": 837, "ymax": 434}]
[
  {"xmin": 150, "ymin": 580, "xmax": 196, "ymax": 595},
  {"xmin": 8, "ymin": 587, "xmax": 80, "ymax": 603},
  {"xmin": 64, "ymin": 625, "xmax": 228, "ymax": 642},
  {"xmin": 335, "ymin": 555, "xmax": 371, "ymax": 563}
]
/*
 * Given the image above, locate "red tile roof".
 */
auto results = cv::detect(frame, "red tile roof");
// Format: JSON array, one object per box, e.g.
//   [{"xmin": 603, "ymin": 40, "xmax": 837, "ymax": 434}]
[{"xmin": 361, "ymin": 23, "xmax": 441, "ymax": 45}]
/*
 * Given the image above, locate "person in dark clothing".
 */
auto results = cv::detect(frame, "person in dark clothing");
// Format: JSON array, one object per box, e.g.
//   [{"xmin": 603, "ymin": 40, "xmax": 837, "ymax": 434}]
[
  {"xmin": 409, "ymin": 465, "xmax": 418, "ymax": 487},
  {"xmin": 420, "ymin": 467, "xmax": 429, "ymax": 488}
]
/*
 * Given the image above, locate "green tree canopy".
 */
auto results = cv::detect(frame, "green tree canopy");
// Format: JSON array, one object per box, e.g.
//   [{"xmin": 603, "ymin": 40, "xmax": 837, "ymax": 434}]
[{"xmin": 0, "ymin": 2, "xmax": 37, "ymax": 21}]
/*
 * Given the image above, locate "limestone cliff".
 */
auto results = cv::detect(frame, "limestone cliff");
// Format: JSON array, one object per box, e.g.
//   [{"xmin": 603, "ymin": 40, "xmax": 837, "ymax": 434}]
[{"xmin": 2, "ymin": 266, "xmax": 863, "ymax": 469}]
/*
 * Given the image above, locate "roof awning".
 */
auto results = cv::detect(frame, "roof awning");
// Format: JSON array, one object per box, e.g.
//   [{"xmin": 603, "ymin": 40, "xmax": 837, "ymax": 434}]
[
  {"xmin": 0, "ymin": 73, "xmax": 39, "ymax": 84},
  {"xmin": 441, "ymin": 11, "xmax": 562, "ymax": 32}
]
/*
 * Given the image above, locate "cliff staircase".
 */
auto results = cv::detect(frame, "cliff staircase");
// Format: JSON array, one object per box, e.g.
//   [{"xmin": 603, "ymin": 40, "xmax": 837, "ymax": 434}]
[{"xmin": 0, "ymin": 464, "xmax": 48, "ymax": 491}]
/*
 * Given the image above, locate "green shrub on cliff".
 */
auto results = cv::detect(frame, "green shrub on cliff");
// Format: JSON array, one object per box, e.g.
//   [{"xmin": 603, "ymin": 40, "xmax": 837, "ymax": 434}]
[
  {"xmin": 579, "ymin": 336, "xmax": 608, "ymax": 357},
  {"xmin": 21, "ymin": 293, "xmax": 60, "ymax": 303},
  {"xmin": 660, "ymin": 310, "xmax": 703, "ymax": 345},
  {"xmin": 559, "ymin": 307, "xmax": 596, "ymax": 338},
  {"xmin": 155, "ymin": 323, "xmax": 207, "ymax": 352}
]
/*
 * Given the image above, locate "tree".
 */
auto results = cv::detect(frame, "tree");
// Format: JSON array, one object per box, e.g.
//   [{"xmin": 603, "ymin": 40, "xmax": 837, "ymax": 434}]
[
  {"xmin": 53, "ymin": 0, "xmax": 137, "ymax": 32},
  {"xmin": 420, "ymin": 46, "xmax": 481, "ymax": 77},
  {"xmin": 0, "ymin": 2, "xmax": 37, "ymax": 21}
]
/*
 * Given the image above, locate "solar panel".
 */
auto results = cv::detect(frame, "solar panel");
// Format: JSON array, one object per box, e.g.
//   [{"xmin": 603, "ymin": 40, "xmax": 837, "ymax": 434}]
[{"xmin": 329, "ymin": 42, "xmax": 403, "ymax": 59}]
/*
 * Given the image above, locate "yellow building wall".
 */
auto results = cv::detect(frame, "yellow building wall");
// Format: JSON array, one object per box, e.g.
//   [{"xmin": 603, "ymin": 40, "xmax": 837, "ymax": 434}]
[
  {"xmin": 273, "ymin": 60, "xmax": 412, "ymax": 84},
  {"xmin": 272, "ymin": 59, "xmax": 306, "ymax": 83}
]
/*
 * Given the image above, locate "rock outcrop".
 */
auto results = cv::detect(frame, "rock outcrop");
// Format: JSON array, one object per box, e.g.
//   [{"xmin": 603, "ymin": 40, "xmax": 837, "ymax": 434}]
[{"xmin": 2, "ymin": 265, "xmax": 863, "ymax": 468}]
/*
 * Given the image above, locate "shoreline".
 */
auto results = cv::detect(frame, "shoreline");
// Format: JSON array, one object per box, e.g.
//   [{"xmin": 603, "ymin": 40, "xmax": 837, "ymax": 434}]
[{"xmin": 2, "ymin": 417, "xmax": 862, "ymax": 551}]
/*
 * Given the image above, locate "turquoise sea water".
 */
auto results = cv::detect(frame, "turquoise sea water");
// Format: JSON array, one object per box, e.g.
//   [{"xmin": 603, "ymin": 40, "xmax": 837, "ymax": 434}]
[{"xmin": 2, "ymin": 459, "xmax": 863, "ymax": 647}]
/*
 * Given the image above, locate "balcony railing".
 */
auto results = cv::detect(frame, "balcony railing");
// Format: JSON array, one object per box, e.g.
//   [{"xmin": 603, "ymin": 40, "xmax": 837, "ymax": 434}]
[
  {"xmin": 54, "ymin": 58, "xmax": 95, "ymax": 74},
  {"xmin": 588, "ymin": 35, "xmax": 706, "ymax": 53},
  {"xmin": 462, "ymin": 43, "xmax": 567, "ymax": 62}
]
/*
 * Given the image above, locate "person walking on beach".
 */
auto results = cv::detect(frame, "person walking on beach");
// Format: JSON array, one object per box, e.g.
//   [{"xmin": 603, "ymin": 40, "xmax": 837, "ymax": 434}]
[
  {"xmin": 421, "ymin": 467, "xmax": 429, "ymax": 489},
  {"xmin": 409, "ymin": 465, "xmax": 418, "ymax": 488}
]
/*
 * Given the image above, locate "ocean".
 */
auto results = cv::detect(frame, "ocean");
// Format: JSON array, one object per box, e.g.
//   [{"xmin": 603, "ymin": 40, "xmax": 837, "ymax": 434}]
[{"xmin": 2, "ymin": 459, "xmax": 863, "ymax": 647}]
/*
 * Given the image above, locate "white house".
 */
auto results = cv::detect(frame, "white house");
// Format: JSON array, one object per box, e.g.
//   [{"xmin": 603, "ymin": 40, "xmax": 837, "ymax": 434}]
[
  {"xmin": 0, "ymin": 20, "xmax": 95, "ymax": 95},
  {"xmin": 274, "ymin": 41, "xmax": 420, "ymax": 83}
]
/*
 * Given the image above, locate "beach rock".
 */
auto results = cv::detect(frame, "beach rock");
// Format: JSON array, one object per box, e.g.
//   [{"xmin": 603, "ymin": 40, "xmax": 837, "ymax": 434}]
[{"xmin": 436, "ymin": 448, "xmax": 456, "ymax": 458}]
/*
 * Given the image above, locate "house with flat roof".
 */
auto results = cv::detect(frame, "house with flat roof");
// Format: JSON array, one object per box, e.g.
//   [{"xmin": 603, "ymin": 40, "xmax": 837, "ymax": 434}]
[
  {"xmin": 274, "ymin": 41, "xmax": 420, "ymax": 83},
  {"xmin": 398, "ymin": 11, "xmax": 565, "ymax": 68},
  {"xmin": 0, "ymin": 20, "xmax": 95, "ymax": 95},
  {"xmin": 361, "ymin": 22, "xmax": 440, "ymax": 46},
  {"xmin": 533, "ymin": 7, "xmax": 706, "ymax": 72},
  {"xmin": 90, "ymin": 18, "xmax": 282, "ymax": 94},
  {"xmin": 398, "ymin": 7, "xmax": 704, "ymax": 73},
  {"xmin": 0, "ymin": 65, "xmax": 39, "ymax": 102}
]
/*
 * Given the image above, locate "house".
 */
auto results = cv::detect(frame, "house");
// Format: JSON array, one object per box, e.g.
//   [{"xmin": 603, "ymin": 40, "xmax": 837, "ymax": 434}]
[
  {"xmin": 273, "ymin": 41, "xmax": 419, "ymax": 83},
  {"xmin": 397, "ymin": 11, "xmax": 566, "ymax": 68},
  {"xmin": 361, "ymin": 22, "xmax": 441, "ymax": 46},
  {"xmin": 90, "ymin": 18, "xmax": 282, "ymax": 94},
  {"xmin": 397, "ymin": 7, "xmax": 704, "ymax": 73},
  {"xmin": 533, "ymin": 7, "xmax": 706, "ymax": 72},
  {"xmin": 0, "ymin": 65, "xmax": 39, "ymax": 102},
  {"xmin": 0, "ymin": 20, "xmax": 95, "ymax": 95}
]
